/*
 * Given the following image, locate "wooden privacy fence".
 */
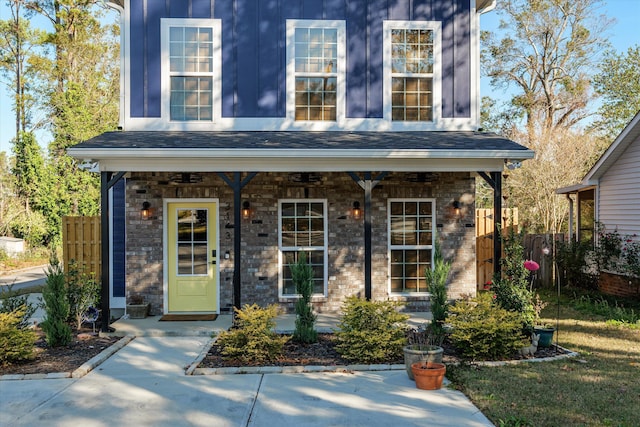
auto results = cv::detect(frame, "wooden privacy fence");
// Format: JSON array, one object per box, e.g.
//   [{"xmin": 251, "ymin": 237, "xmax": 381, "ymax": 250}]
[
  {"xmin": 62, "ymin": 216, "xmax": 101, "ymax": 278},
  {"xmin": 476, "ymin": 208, "xmax": 518, "ymax": 287},
  {"xmin": 523, "ymin": 233, "xmax": 565, "ymax": 288}
]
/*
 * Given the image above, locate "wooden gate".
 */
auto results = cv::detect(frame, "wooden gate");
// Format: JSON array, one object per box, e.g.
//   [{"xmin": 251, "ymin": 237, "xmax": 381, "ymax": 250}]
[
  {"xmin": 476, "ymin": 209, "xmax": 518, "ymax": 288},
  {"xmin": 62, "ymin": 216, "xmax": 101, "ymax": 278}
]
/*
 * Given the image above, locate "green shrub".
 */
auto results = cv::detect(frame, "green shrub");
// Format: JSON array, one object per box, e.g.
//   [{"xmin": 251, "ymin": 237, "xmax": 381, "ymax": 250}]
[
  {"xmin": 66, "ymin": 260, "xmax": 100, "ymax": 329},
  {"xmin": 447, "ymin": 293, "xmax": 526, "ymax": 361},
  {"xmin": 0, "ymin": 309, "xmax": 37, "ymax": 366},
  {"xmin": 40, "ymin": 264, "xmax": 72, "ymax": 347},
  {"xmin": 289, "ymin": 252, "xmax": 318, "ymax": 344},
  {"xmin": 492, "ymin": 228, "xmax": 535, "ymax": 328},
  {"xmin": 335, "ymin": 296, "xmax": 409, "ymax": 363},
  {"xmin": 216, "ymin": 304, "xmax": 287, "ymax": 363},
  {"xmin": 555, "ymin": 239, "xmax": 598, "ymax": 289},
  {"xmin": 9, "ymin": 210, "xmax": 49, "ymax": 247},
  {"xmin": 0, "ymin": 284, "xmax": 36, "ymax": 329}
]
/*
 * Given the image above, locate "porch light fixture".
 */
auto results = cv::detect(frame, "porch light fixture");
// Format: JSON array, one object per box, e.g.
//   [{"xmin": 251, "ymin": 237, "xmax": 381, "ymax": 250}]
[
  {"xmin": 141, "ymin": 202, "xmax": 151, "ymax": 220},
  {"xmin": 452, "ymin": 200, "xmax": 462, "ymax": 216},
  {"xmin": 242, "ymin": 201, "xmax": 251, "ymax": 220},
  {"xmin": 352, "ymin": 201, "xmax": 362, "ymax": 220}
]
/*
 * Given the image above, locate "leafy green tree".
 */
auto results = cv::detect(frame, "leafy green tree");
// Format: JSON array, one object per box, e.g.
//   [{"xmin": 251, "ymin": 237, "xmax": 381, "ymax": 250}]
[
  {"xmin": 11, "ymin": 131, "xmax": 43, "ymax": 209},
  {"xmin": 482, "ymin": 0, "xmax": 610, "ymax": 141},
  {"xmin": 0, "ymin": 0, "xmax": 46, "ymax": 137},
  {"xmin": 481, "ymin": 0, "xmax": 612, "ymax": 232},
  {"xmin": 25, "ymin": 0, "xmax": 120, "ymax": 154},
  {"xmin": 592, "ymin": 45, "xmax": 640, "ymax": 139},
  {"xmin": 0, "ymin": 152, "xmax": 22, "ymax": 237}
]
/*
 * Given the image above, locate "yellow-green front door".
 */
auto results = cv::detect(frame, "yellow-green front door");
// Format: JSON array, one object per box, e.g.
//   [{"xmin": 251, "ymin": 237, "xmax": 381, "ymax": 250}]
[{"xmin": 166, "ymin": 201, "xmax": 218, "ymax": 313}]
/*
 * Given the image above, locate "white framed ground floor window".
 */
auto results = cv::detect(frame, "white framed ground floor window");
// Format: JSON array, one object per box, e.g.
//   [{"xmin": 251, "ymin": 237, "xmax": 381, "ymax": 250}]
[
  {"xmin": 278, "ymin": 199, "xmax": 328, "ymax": 297},
  {"xmin": 388, "ymin": 199, "xmax": 436, "ymax": 294}
]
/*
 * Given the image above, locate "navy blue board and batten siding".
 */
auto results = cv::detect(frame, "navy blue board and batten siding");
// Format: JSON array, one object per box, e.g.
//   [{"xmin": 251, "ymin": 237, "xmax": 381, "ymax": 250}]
[{"xmin": 127, "ymin": 0, "xmax": 471, "ymax": 120}]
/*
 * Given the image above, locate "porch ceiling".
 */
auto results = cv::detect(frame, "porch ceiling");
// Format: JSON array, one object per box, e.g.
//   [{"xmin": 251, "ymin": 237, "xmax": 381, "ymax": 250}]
[{"xmin": 67, "ymin": 131, "xmax": 534, "ymax": 173}]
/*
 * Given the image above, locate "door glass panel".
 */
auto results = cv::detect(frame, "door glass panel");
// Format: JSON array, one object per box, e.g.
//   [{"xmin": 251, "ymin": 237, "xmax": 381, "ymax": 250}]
[
  {"xmin": 193, "ymin": 244, "xmax": 208, "ymax": 274},
  {"xmin": 176, "ymin": 208, "xmax": 209, "ymax": 275},
  {"xmin": 178, "ymin": 243, "xmax": 192, "ymax": 275}
]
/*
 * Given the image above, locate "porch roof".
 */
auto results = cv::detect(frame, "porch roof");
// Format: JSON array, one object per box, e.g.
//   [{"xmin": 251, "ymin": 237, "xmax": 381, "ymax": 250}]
[{"xmin": 67, "ymin": 130, "xmax": 534, "ymax": 173}]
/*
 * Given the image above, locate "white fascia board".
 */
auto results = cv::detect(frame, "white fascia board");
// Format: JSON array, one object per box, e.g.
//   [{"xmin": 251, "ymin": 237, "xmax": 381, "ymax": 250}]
[
  {"xmin": 67, "ymin": 151, "xmax": 514, "ymax": 173},
  {"xmin": 93, "ymin": 157, "xmax": 507, "ymax": 173}
]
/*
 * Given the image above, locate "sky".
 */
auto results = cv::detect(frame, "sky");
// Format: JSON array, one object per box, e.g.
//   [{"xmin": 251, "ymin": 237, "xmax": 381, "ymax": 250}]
[{"xmin": 0, "ymin": 0, "xmax": 639, "ymax": 155}]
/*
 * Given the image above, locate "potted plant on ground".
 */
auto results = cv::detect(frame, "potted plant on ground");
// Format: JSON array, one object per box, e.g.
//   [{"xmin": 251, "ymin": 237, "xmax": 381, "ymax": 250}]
[
  {"xmin": 127, "ymin": 294, "xmax": 150, "ymax": 319},
  {"xmin": 403, "ymin": 324, "xmax": 444, "ymax": 380},
  {"xmin": 531, "ymin": 292, "xmax": 555, "ymax": 347},
  {"xmin": 411, "ymin": 361, "xmax": 446, "ymax": 390},
  {"xmin": 403, "ymin": 239, "xmax": 450, "ymax": 380}
]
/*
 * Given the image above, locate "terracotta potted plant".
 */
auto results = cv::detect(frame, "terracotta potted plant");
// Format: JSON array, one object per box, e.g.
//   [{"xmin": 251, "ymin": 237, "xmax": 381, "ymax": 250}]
[
  {"xmin": 127, "ymin": 294, "xmax": 150, "ymax": 319},
  {"xmin": 411, "ymin": 361, "xmax": 446, "ymax": 390},
  {"xmin": 404, "ymin": 239, "xmax": 450, "ymax": 380}
]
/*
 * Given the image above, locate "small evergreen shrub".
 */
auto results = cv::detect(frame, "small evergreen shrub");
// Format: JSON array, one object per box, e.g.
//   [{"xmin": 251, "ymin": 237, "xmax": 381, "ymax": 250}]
[
  {"xmin": 289, "ymin": 252, "xmax": 318, "ymax": 344},
  {"xmin": 335, "ymin": 296, "xmax": 409, "ymax": 363},
  {"xmin": 426, "ymin": 239, "xmax": 451, "ymax": 339},
  {"xmin": 447, "ymin": 293, "xmax": 526, "ymax": 360},
  {"xmin": 0, "ymin": 309, "xmax": 37, "ymax": 366},
  {"xmin": 40, "ymin": 264, "xmax": 72, "ymax": 347},
  {"xmin": 216, "ymin": 304, "xmax": 287, "ymax": 363},
  {"xmin": 66, "ymin": 260, "xmax": 100, "ymax": 329},
  {"xmin": 0, "ymin": 284, "xmax": 36, "ymax": 329}
]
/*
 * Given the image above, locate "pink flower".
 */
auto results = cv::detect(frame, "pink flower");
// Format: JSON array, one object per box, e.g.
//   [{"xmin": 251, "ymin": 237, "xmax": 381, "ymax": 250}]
[{"xmin": 524, "ymin": 260, "xmax": 540, "ymax": 271}]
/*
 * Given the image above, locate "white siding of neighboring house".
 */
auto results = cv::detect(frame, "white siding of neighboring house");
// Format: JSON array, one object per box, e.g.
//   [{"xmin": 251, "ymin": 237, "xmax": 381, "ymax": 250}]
[{"xmin": 597, "ymin": 133, "xmax": 640, "ymax": 239}]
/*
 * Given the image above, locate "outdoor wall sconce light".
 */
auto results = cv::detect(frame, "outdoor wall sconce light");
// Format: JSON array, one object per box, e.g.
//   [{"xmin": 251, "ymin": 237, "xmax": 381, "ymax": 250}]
[
  {"xmin": 452, "ymin": 200, "xmax": 462, "ymax": 217},
  {"xmin": 241, "ymin": 201, "xmax": 251, "ymax": 220},
  {"xmin": 141, "ymin": 201, "xmax": 151, "ymax": 220},
  {"xmin": 352, "ymin": 201, "xmax": 362, "ymax": 220}
]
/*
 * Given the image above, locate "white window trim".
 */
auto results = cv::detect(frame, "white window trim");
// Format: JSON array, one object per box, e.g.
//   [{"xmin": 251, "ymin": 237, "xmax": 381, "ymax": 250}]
[
  {"xmin": 382, "ymin": 20, "xmax": 442, "ymax": 130},
  {"xmin": 160, "ymin": 18, "xmax": 222, "ymax": 124},
  {"xmin": 286, "ymin": 19, "xmax": 346, "ymax": 127},
  {"xmin": 278, "ymin": 199, "xmax": 329, "ymax": 298},
  {"xmin": 387, "ymin": 198, "xmax": 436, "ymax": 295}
]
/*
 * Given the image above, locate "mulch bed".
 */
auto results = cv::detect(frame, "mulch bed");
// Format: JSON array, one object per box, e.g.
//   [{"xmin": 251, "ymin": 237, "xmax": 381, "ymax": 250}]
[
  {"xmin": 0, "ymin": 328, "xmax": 120, "ymax": 376},
  {"xmin": 1, "ymin": 331, "xmax": 571, "ymax": 376},
  {"xmin": 199, "ymin": 333, "xmax": 571, "ymax": 369}
]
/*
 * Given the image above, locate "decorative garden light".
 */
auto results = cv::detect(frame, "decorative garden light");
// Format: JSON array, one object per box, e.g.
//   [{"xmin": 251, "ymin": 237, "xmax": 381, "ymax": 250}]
[{"xmin": 524, "ymin": 260, "xmax": 540, "ymax": 271}]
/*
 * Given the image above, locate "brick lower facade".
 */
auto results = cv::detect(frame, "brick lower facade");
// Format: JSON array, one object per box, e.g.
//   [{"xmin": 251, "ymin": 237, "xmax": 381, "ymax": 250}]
[
  {"xmin": 598, "ymin": 271, "xmax": 640, "ymax": 298},
  {"xmin": 124, "ymin": 171, "xmax": 476, "ymax": 314}
]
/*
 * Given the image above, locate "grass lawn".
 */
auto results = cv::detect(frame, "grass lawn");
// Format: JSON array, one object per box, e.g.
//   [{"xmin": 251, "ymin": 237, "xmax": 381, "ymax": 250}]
[{"xmin": 447, "ymin": 292, "xmax": 640, "ymax": 427}]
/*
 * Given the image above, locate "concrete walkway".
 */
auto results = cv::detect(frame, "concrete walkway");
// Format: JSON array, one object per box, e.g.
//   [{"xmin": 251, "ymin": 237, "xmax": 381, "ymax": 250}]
[{"xmin": 1, "ymin": 335, "xmax": 494, "ymax": 427}]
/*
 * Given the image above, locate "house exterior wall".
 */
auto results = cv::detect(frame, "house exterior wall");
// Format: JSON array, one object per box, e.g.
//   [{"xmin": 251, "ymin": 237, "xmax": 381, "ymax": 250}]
[
  {"xmin": 597, "ymin": 133, "xmax": 640, "ymax": 239},
  {"xmin": 126, "ymin": 0, "xmax": 473, "ymax": 123},
  {"xmin": 124, "ymin": 171, "xmax": 475, "ymax": 314}
]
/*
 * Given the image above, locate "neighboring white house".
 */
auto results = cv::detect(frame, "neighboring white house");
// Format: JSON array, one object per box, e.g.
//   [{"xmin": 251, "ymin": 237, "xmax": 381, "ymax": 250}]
[{"xmin": 557, "ymin": 111, "xmax": 640, "ymax": 243}]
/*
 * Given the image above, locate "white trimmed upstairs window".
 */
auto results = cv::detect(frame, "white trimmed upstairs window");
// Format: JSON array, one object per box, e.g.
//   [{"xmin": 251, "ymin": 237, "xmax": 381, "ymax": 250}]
[
  {"xmin": 287, "ymin": 20, "xmax": 345, "ymax": 123},
  {"xmin": 388, "ymin": 199, "xmax": 436, "ymax": 294},
  {"xmin": 161, "ymin": 19, "xmax": 221, "ymax": 122},
  {"xmin": 383, "ymin": 21, "xmax": 441, "ymax": 125}
]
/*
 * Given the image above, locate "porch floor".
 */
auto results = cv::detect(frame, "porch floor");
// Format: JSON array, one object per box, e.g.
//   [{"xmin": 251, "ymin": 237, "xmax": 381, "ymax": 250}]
[{"xmin": 102, "ymin": 312, "xmax": 433, "ymax": 337}]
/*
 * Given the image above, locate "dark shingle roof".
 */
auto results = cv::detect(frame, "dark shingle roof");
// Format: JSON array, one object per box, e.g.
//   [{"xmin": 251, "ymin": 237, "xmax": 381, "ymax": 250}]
[{"xmin": 73, "ymin": 130, "xmax": 530, "ymax": 153}]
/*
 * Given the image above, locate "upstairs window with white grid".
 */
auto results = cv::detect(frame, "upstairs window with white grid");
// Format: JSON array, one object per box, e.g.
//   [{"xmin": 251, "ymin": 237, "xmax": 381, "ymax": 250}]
[
  {"xmin": 162, "ymin": 19, "xmax": 221, "ymax": 123},
  {"xmin": 391, "ymin": 28, "xmax": 434, "ymax": 121}
]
